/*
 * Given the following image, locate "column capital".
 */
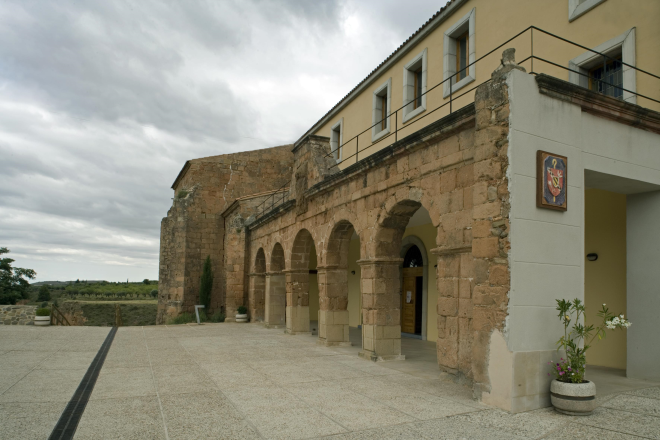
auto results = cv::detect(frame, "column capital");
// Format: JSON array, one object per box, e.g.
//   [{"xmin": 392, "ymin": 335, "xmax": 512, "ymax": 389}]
[
  {"xmin": 430, "ymin": 246, "xmax": 472, "ymax": 256},
  {"xmin": 356, "ymin": 257, "xmax": 403, "ymax": 266},
  {"xmin": 282, "ymin": 269, "xmax": 309, "ymax": 274},
  {"xmin": 316, "ymin": 264, "xmax": 341, "ymax": 270}
]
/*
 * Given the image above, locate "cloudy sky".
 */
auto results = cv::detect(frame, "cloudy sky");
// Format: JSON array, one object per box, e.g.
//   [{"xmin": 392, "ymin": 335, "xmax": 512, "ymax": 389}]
[{"xmin": 0, "ymin": 0, "xmax": 448, "ymax": 282}]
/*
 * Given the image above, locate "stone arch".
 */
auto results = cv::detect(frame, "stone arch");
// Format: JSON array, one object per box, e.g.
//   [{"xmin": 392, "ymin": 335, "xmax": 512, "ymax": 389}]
[
  {"xmin": 270, "ymin": 242, "xmax": 285, "ymax": 272},
  {"xmin": 286, "ymin": 229, "xmax": 317, "ymax": 334},
  {"xmin": 248, "ymin": 248, "xmax": 267, "ymax": 322},
  {"xmin": 254, "ymin": 247, "xmax": 266, "ymax": 273},
  {"xmin": 318, "ymin": 219, "xmax": 360, "ymax": 346},
  {"xmin": 359, "ymin": 196, "xmax": 435, "ymax": 361},
  {"xmin": 264, "ymin": 242, "xmax": 286, "ymax": 327}
]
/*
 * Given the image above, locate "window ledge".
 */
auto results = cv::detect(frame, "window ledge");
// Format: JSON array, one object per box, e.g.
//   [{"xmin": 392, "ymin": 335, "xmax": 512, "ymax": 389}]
[
  {"xmin": 372, "ymin": 126, "xmax": 391, "ymax": 143},
  {"xmin": 402, "ymin": 105, "xmax": 426, "ymax": 124},
  {"xmin": 443, "ymin": 75, "xmax": 475, "ymax": 99}
]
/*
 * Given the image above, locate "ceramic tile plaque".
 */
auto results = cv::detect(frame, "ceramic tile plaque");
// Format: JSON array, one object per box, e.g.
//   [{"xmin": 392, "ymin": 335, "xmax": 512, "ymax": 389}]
[{"xmin": 537, "ymin": 150, "xmax": 568, "ymax": 211}]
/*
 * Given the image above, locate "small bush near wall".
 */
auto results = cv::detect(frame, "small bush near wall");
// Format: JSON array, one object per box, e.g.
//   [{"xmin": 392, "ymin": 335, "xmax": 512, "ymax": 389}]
[{"xmin": 166, "ymin": 312, "xmax": 194, "ymax": 325}]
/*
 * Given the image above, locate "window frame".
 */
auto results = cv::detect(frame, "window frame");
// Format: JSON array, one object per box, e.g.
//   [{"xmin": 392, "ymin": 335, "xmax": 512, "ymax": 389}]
[
  {"xmin": 330, "ymin": 118, "xmax": 343, "ymax": 162},
  {"xmin": 371, "ymin": 78, "xmax": 392, "ymax": 142},
  {"xmin": 443, "ymin": 7, "xmax": 476, "ymax": 99},
  {"xmin": 568, "ymin": 28, "xmax": 636, "ymax": 104},
  {"xmin": 568, "ymin": 0, "xmax": 607, "ymax": 22},
  {"xmin": 402, "ymin": 48, "xmax": 428, "ymax": 123}
]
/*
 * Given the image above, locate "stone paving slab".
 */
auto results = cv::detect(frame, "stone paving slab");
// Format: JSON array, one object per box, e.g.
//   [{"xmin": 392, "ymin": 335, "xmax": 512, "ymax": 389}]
[{"xmin": 1, "ymin": 323, "xmax": 660, "ymax": 440}]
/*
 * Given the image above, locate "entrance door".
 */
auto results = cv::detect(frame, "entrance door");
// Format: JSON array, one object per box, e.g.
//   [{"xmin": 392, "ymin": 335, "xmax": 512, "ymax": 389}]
[
  {"xmin": 401, "ymin": 245, "xmax": 424, "ymax": 335},
  {"xmin": 402, "ymin": 267, "xmax": 423, "ymax": 334}
]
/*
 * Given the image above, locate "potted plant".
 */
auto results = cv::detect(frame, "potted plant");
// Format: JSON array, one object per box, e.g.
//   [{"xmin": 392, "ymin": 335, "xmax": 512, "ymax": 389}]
[
  {"xmin": 549, "ymin": 299, "xmax": 631, "ymax": 415},
  {"xmin": 235, "ymin": 306, "xmax": 248, "ymax": 323},
  {"xmin": 34, "ymin": 307, "xmax": 51, "ymax": 326}
]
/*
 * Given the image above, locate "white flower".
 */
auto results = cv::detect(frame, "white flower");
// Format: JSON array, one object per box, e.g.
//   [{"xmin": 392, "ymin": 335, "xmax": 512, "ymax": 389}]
[
  {"xmin": 606, "ymin": 321, "xmax": 615, "ymax": 330},
  {"xmin": 620, "ymin": 314, "xmax": 625, "ymax": 319},
  {"xmin": 603, "ymin": 303, "xmax": 606, "ymax": 306},
  {"xmin": 612, "ymin": 317, "xmax": 620, "ymax": 324}
]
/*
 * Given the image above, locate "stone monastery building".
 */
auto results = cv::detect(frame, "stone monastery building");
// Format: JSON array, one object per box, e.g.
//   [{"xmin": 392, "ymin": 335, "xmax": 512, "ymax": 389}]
[{"xmin": 159, "ymin": 0, "xmax": 660, "ymax": 412}]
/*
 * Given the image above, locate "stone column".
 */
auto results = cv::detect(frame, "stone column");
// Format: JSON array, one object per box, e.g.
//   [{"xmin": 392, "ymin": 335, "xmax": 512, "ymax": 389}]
[
  {"xmin": 357, "ymin": 258, "xmax": 405, "ymax": 361},
  {"xmin": 284, "ymin": 269, "xmax": 311, "ymax": 335},
  {"xmin": 248, "ymin": 273, "xmax": 265, "ymax": 323},
  {"xmin": 431, "ymin": 247, "xmax": 473, "ymax": 374},
  {"xmin": 264, "ymin": 272, "xmax": 286, "ymax": 328},
  {"xmin": 317, "ymin": 265, "xmax": 351, "ymax": 346}
]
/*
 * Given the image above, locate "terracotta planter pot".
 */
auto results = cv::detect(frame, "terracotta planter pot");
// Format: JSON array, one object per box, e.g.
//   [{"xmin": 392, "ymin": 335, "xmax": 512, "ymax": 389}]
[
  {"xmin": 550, "ymin": 379, "xmax": 597, "ymax": 415},
  {"xmin": 235, "ymin": 313, "xmax": 248, "ymax": 323},
  {"xmin": 34, "ymin": 316, "xmax": 51, "ymax": 326}
]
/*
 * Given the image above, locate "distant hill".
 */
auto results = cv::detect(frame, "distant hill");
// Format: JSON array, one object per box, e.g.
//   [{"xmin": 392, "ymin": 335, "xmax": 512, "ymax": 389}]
[{"xmin": 32, "ymin": 280, "xmax": 154, "ymax": 286}]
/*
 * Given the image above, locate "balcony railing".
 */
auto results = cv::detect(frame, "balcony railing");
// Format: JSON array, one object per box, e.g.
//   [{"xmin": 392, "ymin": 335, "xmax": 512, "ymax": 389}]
[{"xmin": 254, "ymin": 26, "xmax": 660, "ymax": 221}]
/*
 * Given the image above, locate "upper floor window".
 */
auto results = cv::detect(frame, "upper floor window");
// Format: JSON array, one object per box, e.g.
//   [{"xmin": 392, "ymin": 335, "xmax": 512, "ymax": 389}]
[
  {"xmin": 456, "ymin": 32, "xmax": 469, "ymax": 81},
  {"xmin": 443, "ymin": 8, "xmax": 476, "ymax": 98},
  {"xmin": 569, "ymin": 28, "xmax": 636, "ymax": 104},
  {"xmin": 403, "ymin": 48, "xmax": 427, "ymax": 123},
  {"xmin": 372, "ymin": 78, "xmax": 391, "ymax": 142},
  {"xmin": 588, "ymin": 56, "xmax": 623, "ymax": 99},
  {"xmin": 331, "ymin": 118, "xmax": 343, "ymax": 162},
  {"xmin": 568, "ymin": 0, "xmax": 607, "ymax": 22}
]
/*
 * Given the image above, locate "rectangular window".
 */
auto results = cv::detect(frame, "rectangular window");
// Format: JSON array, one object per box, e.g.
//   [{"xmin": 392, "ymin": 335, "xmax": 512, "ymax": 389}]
[
  {"xmin": 402, "ymin": 48, "xmax": 427, "ymax": 123},
  {"xmin": 414, "ymin": 68, "xmax": 423, "ymax": 109},
  {"xmin": 372, "ymin": 78, "xmax": 391, "ymax": 142},
  {"xmin": 456, "ymin": 32, "xmax": 469, "ymax": 81},
  {"xmin": 588, "ymin": 56, "xmax": 623, "ymax": 99},
  {"xmin": 443, "ymin": 8, "xmax": 475, "ymax": 98},
  {"xmin": 380, "ymin": 94, "xmax": 387, "ymax": 131},
  {"xmin": 331, "ymin": 118, "xmax": 343, "ymax": 162},
  {"xmin": 568, "ymin": 29, "xmax": 635, "ymax": 103}
]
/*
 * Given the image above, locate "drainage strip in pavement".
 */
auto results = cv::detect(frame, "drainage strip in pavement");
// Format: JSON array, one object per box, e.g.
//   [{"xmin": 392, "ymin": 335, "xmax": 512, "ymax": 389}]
[{"xmin": 48, "ymin": 326, "xmax": 118, "ymax": 440}]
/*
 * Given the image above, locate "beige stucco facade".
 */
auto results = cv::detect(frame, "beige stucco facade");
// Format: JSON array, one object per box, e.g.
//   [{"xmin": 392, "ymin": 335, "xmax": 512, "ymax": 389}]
[{"xmin": 311, "ymin": 0, "xmax": 660, "ymax": 169}]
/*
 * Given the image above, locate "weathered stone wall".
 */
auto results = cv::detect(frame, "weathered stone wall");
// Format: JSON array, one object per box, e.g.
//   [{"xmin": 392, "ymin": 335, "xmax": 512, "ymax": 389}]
[
  {"xmin": 157, "ymin": 145, "xmax": 294, "ymax": 324},
  {"xmin": 244, "ymin": 73, "xmax": 512, "ymax": 393},
  {"xmin": 1, "ymin": 305, "xmax": 37, "ymax": 325}
]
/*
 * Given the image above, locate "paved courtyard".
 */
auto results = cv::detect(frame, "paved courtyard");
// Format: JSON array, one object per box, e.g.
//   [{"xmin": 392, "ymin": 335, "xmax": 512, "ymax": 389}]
[{"xmin": 1, "ymin": 323, "xmax": 659, "ymax": 439}]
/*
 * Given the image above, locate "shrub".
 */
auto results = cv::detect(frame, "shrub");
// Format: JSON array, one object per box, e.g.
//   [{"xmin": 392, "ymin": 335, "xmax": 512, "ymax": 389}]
[
  {"xmin": 40, "ymin": 301, "xmax": 48, "ymax": 308},
  {"xmin": 199, "ymin": 256, "xmax": 213, "ymax": 309},
  {"xmin": 166, "ymin": 312, "xmax": 194, "ymax": 325},
  {"xmin": 143, "ymin": 279, "xmax": 149, "ymax": 285},
  {"xmin": 150, "ymin": 289, "xmax": 158, "ymax": 298},
  {"xmin": 209, "ymin": 310, "xmax": 226, "ymax": 323},
  {"xmin": 176, "ymin": 190, "xmax": 189, "ymax": 199},
  {"xmin": 35, "ymin": 307, "xmax": 51, "ymax": 316},
  {"xmin": 237, "ymin": 306, "xmax": 247, "ymax": 315},
  {"xmin": 37, "ymin": 285, "xmax": 51, "ymax": 302}
]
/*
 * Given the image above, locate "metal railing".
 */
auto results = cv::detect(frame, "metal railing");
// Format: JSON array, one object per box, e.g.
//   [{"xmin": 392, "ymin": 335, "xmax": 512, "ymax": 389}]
[{"xmin": 253, "ymin": 26, "xmax": 659, "ymax": 221}]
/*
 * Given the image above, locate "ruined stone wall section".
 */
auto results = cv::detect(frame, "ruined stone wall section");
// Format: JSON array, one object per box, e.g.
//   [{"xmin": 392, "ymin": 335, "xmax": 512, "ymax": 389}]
[{"xmin": 158, "ymin": 145, "xmax": 294, "ymax": 324}]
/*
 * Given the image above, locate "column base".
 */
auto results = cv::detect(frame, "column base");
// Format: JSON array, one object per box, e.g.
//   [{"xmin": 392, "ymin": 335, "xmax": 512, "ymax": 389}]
[
  {"xmin": 317, "ymin": 339, "xmax": 353, "ymax": 347},
  {"xmin": 285, "ymin": 330, "xmax": 313, "ymax": 336},
  {"xmin": 225, "ymin": 317, "xmax": 236, "ymax": 322},
  {"xmin": 358, "ymin": 350, "xmax": 405, "ymax": 362}
]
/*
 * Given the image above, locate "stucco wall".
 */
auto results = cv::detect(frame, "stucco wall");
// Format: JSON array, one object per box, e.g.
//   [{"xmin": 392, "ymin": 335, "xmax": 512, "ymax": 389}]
[
  {"xmin": 584, "ymin": 189, "xmax": 627, "ymax": 370},
  {"xmin": 627, "ymin": 190, "xmax": 660, "ymax": 381}
]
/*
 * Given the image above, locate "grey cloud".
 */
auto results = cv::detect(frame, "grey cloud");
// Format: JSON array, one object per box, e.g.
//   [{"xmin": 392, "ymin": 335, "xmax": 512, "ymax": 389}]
[{"xmin": 0, "ymin": 0, "xmax": 443, "ymax": 281}]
